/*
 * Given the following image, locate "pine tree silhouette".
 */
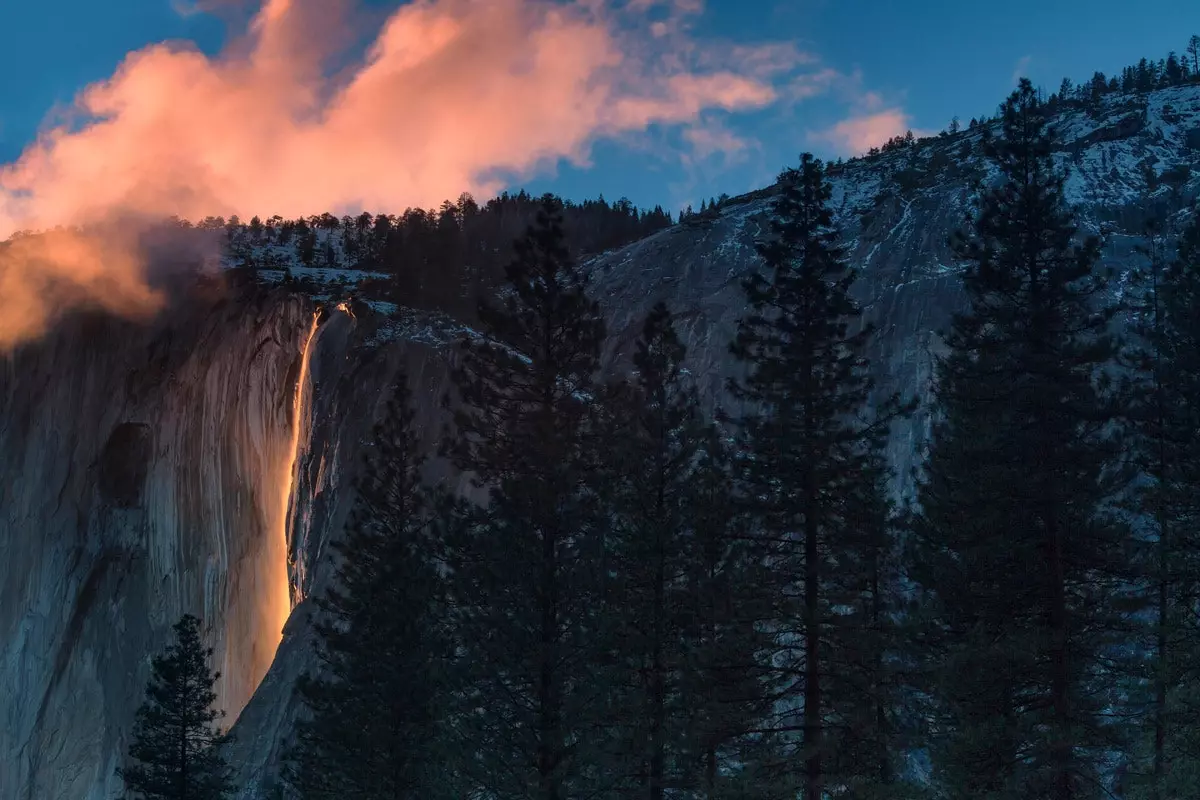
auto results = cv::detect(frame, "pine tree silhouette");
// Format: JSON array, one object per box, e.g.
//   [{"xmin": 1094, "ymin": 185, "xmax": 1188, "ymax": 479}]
[{"xmin": 118, "ymin": 614, "xmax": 232, "ymax": 800}]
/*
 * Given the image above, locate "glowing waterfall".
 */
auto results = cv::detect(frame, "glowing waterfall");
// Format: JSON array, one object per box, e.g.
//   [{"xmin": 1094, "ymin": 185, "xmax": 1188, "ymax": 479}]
[{"xmin": 269, "ymin": 311, "xmax": 320, "ymax": 646}]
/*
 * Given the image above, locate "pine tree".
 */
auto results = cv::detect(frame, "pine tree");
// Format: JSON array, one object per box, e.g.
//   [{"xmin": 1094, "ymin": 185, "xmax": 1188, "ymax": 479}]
[
  {"xmin": 1059, "ymin": 78, "xmax": 1074, "ymax": 103},
  {"xmin": 1121, "ymin": 218, "xmax": 1176, "ymax": 799},
  {"xmin": 907, "ymin": 79, "xmax": 1127, "ymax": 800},
  {"xmin": 679, "ymin": 427, "xmax": 781, "ymax": 799},
  {"xmin": 1189, "ymin": 35, "xmax": 1200, "ymax": 75},
  {"xmin": 1137, "ymin": 58, "xmax": 1155, "ymax": 93},
  {"xmin": 729, "ymin": 153, "xmax": 909, "ymax": 800},
  {"xmin": 1165, "ymin": 53, "xmax": 1184, "ymax": 86},
  {"xmin": 825, "ymin": 453, "xmax": 919, "ymax": 800},
  {"xmin": 284, "ymin": 376, "xmax": 455, "ymax": 799},
  {"xmin": 118, "ymin": 614, "xmax": 232, "ymax": 800},
  {"xmin": 605, "ymin": 304, "xmax": 780, "ymax": 799},
  {"xmin": 1124, "ymin": 210, "xmax": 1200, "ymax": 799},
  {"xmin": 444, "ymin": 194, "xmax": 610, "ymax": 800},
  {"xmin": 605, "ymin": 302, "xmax": 701, "ymax": 798}
]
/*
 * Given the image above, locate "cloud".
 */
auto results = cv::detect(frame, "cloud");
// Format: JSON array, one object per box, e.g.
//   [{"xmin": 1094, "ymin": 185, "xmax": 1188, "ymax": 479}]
[
  {"xmin": 0, "ymin": 227, "xmax": 163, "ymax": 347},
  {"xmin": 0, "ymin": 0, "xmax": 799, "ymax": 228},
  {"xmin": 682, "ymin": 119, "xmax": 750, "ymax": 162},
  {"xmin": 808, "ymin": 108, "xmax": 918, "ymax": 156},
  {"xmin": 0, "ymin": 0, "xmax": 808, "ymax": 348},
  {"xmin": 1011, "ymin": 55, "xmax": 1032, "ymax": 86}
]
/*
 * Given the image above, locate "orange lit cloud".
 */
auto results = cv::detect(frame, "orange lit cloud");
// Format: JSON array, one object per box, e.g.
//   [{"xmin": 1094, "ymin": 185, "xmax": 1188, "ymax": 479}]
[
  {"xmin": 809, "ymin": 109, "xmax": 921, "ymax": 155},
  {"xmin": 0, "ymin": 0, "xmax": 799, "ymax": 235},
  {"xmin": 0, "ymin": 0, "xmax": 810, "ymax": 347}
]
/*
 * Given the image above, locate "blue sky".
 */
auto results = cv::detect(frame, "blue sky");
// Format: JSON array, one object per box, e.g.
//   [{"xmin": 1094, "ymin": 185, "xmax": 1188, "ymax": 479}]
[{"xmin": 1, "ymin": 0, "xmax": 1197, "ymax": 215}]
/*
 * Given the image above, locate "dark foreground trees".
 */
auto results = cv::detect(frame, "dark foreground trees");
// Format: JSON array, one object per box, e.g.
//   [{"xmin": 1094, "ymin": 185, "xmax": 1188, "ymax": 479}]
[
  {"xmin": 1124, "ymin": 210, "xmax": 1200, "ymax": 799},
  {"xmin": 729, "ymin": 153, "xmax": 911, "ymax": 800},
  {"xmin": 119, "ymin": 614, "xmax": 232, "ymax": 800},
  {"xmin": 285, "ymin": 376, "xmax": 456, "ymax": 799},
  {"xmin": 605, "ymin": 303, "xmax": 777, "ymax": 798},
  {"xmin": 253, "ymin": 93, "xmax": 1200, "ymax": 800},
  {"xmin": 908, "ymin": 79, "xmax": 1127, "ymax": 800},
  {"xmin": 444, "ymin": 194, "xmax": 613, "ymax": 799}
]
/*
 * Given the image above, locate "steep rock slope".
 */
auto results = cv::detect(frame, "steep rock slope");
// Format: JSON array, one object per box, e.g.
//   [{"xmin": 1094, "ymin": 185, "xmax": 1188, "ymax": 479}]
[
  {"xmin": 591, "ymin": 85, "xmax": 1200, "ymax": 490},
  {"xmin": 1, "ymin": 85, "xmax": 1199, "ymax": 799}
]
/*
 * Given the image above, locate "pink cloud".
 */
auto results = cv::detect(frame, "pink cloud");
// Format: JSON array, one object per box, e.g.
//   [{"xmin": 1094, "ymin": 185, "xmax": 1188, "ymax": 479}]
[
  {"xmin": 809, "ymin": 109, "xmax": 920, "ymax": 155},
  {"xmin": 682, "ymin": 120, "xmax": 749, "ymax": 162},
  {"xmin": 0, "ymin": 0, "xmax": 809, "ymax": 348},
  {"xmin": 0, "ymin": 0, "xmax": 806, "ymax": 236}
]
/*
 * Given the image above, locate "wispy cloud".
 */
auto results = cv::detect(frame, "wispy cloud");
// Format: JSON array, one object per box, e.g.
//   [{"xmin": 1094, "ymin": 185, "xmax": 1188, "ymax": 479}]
[
  {"xmin": 1011, "ymin": 54, "xmax": 1032, "ymax": 86},
  {"xmin": 802, "ymin": 69, "xmax": 932, "ymax": 158},
  {"xmin": 808, "ymin": 109, "xmax": 918, "ymax": 156},
  {"xmin": 0, "ymin": 0, "xmax": 812, "ymax": 238},
  {"xmin": 682, "ymin": 119, "xmax": 751, "ymax": 162}
]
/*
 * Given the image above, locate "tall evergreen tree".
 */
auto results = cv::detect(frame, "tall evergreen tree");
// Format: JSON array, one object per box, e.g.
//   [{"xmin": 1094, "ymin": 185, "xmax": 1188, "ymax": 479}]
[
  {"xmin": 728, "ymin": 153, "xmax": 909, "ymax": 800},
  {"xmin": 1121, "ymin": 218, "xmax": 1176, "ymax": 799},
  {"xmin": 1124, "ymin": 210, "xmax": 1200, "ymax": 799},
  {"xmin": 606, "ymin": 302, "xmax": 702, "ymax": 798},
  {"xmin": 677, "ymin": 427, "xmax": 780, "ymax": 800},
  {"xmin": 118, "ymin": 614, "xmax": 232, "ymax": 800},
  {"xmin": 444, "ymin": 194, "xmax": 610, "ymax": 800},
  {"xmin": 907, "ymin": 79, "xmax": 1127, "ymax": 800},
  {"xmin": 826, "ymin": 453, "xmax": 917, "ymax": 800},
  {"xmin": 284, "ymin": 375, "xmax": 456, "ymax": 799},
  {"xmin": 605, "ymin": 304, "xmax": 780, "ymax": 799}
]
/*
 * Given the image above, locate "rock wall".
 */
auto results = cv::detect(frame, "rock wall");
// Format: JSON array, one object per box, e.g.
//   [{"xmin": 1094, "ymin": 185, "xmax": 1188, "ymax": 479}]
[{"xmin": 0, "ymin": 287, "xmax": 319, "ymax": 799}]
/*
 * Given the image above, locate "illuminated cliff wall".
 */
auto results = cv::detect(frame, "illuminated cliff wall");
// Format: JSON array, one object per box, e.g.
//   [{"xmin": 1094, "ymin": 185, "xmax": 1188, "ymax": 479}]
[{"xmin": 0, "ymin": 290, "xmax": 321, "ymax": 799}]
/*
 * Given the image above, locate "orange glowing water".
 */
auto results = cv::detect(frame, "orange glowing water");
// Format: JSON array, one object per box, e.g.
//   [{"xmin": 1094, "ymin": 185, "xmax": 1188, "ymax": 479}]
[{"xmin": 270, "ymin": 311, "xmax": 320, "ymax": 644}]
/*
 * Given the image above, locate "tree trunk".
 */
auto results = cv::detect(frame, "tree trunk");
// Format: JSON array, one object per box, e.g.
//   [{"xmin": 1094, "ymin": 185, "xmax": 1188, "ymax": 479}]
[
  {"xmin": 705, "ymin": 745, "xmax": 717, "ymax": 800},
  {"xmin": 650, "ymin": 528, "xmax": 666, "ymax": 800},
  {"xmin": 180, "ymin": 679, "xmax": 189, "ymax": 800},
  {"xmin": 1049, "ymin": 514, "xmax": 1071, "ymax": 800},
  {"xmin": 1152, "ymin": 248, "xmax": 1168, "ymax": 800},
  {"xmin": 804, "ymin": 496, "xmax": 821, "ymax": 800},
  {"xmin": 871, "ymin": 558, "xmax": 892, "ymax": 787},
  {"xmin": 1155, "ymin": 567, "xmax": 1167, "ymax": 799},
  {"xmin": 539, "ymin": 524, "xmax": 561, "ymax": 800}
]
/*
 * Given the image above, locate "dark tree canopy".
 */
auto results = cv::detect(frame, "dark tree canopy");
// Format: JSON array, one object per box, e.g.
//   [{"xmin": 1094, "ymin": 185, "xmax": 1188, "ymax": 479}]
[
  {"xmin": 907, "ymin": 79, "xmax": 1127, "ymax": 800},
  {"xmin": 729, "ymin": 153, "xmax": 910, "ymax": 800},
  {"xmin": 285, "ymin": 376, "xmax": 456, "ymax": 800},
  {"xmin": 119, "ymin": 614, "xmax": 232, "ymax": 800}
]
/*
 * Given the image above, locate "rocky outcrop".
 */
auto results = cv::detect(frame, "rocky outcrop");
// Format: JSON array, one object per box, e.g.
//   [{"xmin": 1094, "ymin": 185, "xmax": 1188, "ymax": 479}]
[{"xmin": 3, "ymin": 84, "xmax": 1200, "ymax": 799}]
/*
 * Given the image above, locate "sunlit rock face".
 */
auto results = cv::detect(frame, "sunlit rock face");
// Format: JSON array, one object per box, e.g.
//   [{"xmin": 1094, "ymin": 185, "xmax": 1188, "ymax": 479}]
[
  {"xmin": 0, "ymin": 278, "xmax": 463, "ymax": 798},
  {"xmin": 0, "ymin": 287, "xmax": 320, "ymax": 799},
  {"xmin": 2, "ymin": 84, "xmax": 1199, "ymax": 799},
  {"xmin": 225, "ymin": 308, "xmax": 466, "ymax": 790}
]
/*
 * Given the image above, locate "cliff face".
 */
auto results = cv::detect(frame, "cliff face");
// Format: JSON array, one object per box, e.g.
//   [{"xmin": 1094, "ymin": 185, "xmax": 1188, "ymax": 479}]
[
  {"xmin": 2, "ymin": 84, "xmax": 1199, "ymax": 798},
  {"xmin": 0, "ymin": 288, "xmax": 310, "ymax": 798},
  {"xmin": 590, "ymin": 85, "xmax": 1200, "ymax": 491}
]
